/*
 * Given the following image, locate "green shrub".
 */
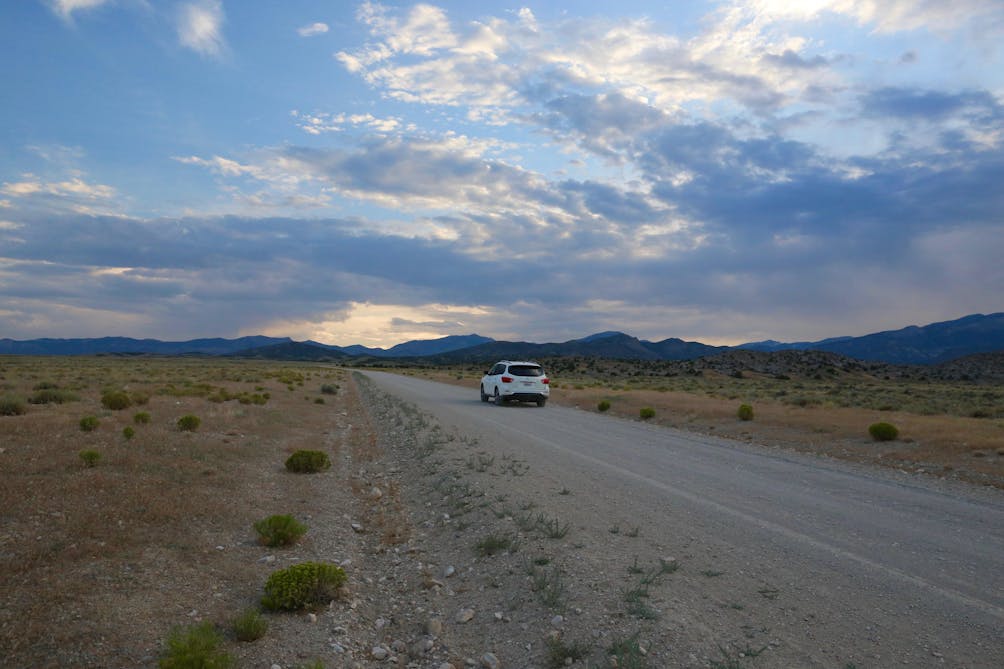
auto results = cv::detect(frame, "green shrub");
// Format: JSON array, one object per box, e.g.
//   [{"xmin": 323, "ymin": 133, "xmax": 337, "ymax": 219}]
[
  {"xmin": 232, "ymin": 608, "xmax": 268, "ymax": 642},
  {"xmin": 320, "ymin": 384, "xmax": 338, "ymax": 395},
  {"xmin": 0, "ymin": 396, "xmax": 27, "ymax": 416},
  {"xmin": 597, "ymin": 400, "xmax": 611, "ymax": 412},
  {"xmin": 254, "ymin": 514, "xmax": 308, "ymax": 547},
  {"xmin": 737, "ymin": 404, "xmax": 754, "ymax": 421},
  {"xmin": 868, "ymin": 422, "xmax": 899, "ymax": 441},
  {"xmin": 79, "ymin": 415, "xmax": 100, "ymax": 432},
  {"xmin": 79, "ymin": 449, "xmax": 101, "ymax": 467},
  {"xmin": 29, "ymin": 388, "xmax": 79, "ymax": 404},
  {"xmin": 134, "ymin": 411, "xmax": 152, "ymax": 424},
  {"xmin": 101, "ymin": 390, "xmax": 133, "ymax": 410},
  {"xmin": 159, "ymin": 621, "xmax": 234, "ymax": 669},
  {"xmin": 284, "ymin": 449, "xmax": 330, "ymax": 473},
  {"xmin": 639, "ymin": 407, "xmax": 655, "ymax": 420},
  {"xmin": 123, "ymin": 426, "xmax": 136, "ymax": 440},
  {"xmin": 546, "ymin": 637, "xmax": 589, "ymax": 669},
  {"xmin": 177, "ymin": 414, "xmax": 201, "ymax": 432},
  {"xmin": 261, "ymin": 562, "xmax": 346, "ymax": 611}
]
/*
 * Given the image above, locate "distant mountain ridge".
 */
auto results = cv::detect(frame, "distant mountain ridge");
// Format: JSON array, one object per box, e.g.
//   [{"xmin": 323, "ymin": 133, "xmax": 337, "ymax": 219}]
[
  {"xmin": 0, "ymin": 335, "xmax": 290, "ymax": 356},
  {"xmin": 738, "ymin": 313, "xmax": 1004, "ymax": 364},
  {"xmin": 1, "ymin": 313, "xmax": 1002, "ymax": 366}
]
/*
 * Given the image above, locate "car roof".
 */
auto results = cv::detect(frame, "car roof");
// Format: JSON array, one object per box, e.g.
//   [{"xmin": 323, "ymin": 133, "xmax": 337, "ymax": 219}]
[{"xmin": 498, "ymin": 360, "xmax": 542, "ymax": 366}]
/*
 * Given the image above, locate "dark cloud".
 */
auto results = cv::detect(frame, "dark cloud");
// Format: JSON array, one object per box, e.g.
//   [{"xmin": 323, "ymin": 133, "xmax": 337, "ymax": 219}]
[
  {"xmin": 761, "ymin": 49, "xmax": 830, "ymax": 69},
  {"xmin": 861, "ymin": 87, "xmax": 1002, "ymax": 122}
]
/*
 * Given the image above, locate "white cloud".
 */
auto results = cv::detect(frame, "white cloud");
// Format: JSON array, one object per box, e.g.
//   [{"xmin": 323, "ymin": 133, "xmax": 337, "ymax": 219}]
[
  {"xmin": 177, "ymin": 0, "xmax": 225, "ymax": 57},
  {"xmin": 290, "ymin": 111, "xmax": 407, "ymax": 135},
  {"xmin": 1, "ymin": 175, "xmax": 115, "ymax": 200},
  {"xmin": 746, "ymin": 0, "xmax": 1004, "ymax": 36},
  {"xmin": 298, "ymin": 22, "xmax": 329, "ymax": 37},
  {"xmin": 47, "ymin": 0, "xmax": 111, "ymax": 21}
]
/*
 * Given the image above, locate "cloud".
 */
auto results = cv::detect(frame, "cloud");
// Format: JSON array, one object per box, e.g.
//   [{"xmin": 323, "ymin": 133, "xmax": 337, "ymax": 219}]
[
  {"xmin": 297, "ymin": 22, "xmax": 329, "ymax": 37},
  {"xmin": 47, "ymin": 0, "xmax": 111, "ymax": 21},
  {"xmin": 176, "ymin": 0, "xmax": 226, "ymax": 58},
  {"xmin": 741, "ymin": 0, "xmax": 1004, "ymax": 37}
]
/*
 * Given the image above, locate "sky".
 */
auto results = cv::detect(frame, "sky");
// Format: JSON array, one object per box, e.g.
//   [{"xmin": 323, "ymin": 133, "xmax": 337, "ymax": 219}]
[{"xmin": 1, "ymin": 1, "xmax": 1002, "ymax": 348}]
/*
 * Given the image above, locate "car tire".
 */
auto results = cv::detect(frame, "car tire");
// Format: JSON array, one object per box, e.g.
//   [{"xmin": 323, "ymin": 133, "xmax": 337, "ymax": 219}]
[
  {"xmin": 494, "ymin": 388, "xmax": 505, "ymax": 406},
  {"xmin": 537, "ymin": 398, "xmax": 546, "ymax": 407},
  {"xmin": 480, "ymin": 385, "xmax": 489, "ymax": 402}
]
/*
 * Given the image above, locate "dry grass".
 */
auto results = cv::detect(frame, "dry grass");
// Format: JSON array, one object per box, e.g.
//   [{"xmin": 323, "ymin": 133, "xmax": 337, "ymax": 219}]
[
  {"xmin": 0, "ymin": 356, "xmax": 351, "ymax": 667},
  {"xmin": 418, "ymin": 363, "xmax": 1004, "ymax": 488}
]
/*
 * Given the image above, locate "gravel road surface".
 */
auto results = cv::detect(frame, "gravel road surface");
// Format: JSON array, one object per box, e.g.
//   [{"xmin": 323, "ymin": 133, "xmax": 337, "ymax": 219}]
[{"xmin": 362, "ymin": 371, "xmax": 1004, "ymax": 668}]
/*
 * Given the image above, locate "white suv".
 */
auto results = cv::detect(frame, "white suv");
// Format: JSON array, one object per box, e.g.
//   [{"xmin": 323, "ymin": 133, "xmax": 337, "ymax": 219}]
[{"xmin": 481, "ymin": 360, "xmax": 550, "ymax": 407}]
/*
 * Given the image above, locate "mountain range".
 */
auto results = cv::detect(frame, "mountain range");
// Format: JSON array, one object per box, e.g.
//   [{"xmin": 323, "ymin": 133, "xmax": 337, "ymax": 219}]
[{"xmin": 1, "ymin": 313, "xmax": 1001, "ymax": 366}]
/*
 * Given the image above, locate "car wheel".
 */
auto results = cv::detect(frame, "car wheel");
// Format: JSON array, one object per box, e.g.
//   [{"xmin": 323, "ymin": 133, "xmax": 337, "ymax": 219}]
[
  {"xmin": 537, "ymin": 398, "xmax": 546, "ymax": 407},
  {"xmin": 494, "ymin": 388, "xmax": 505, "ymax": 406},
  {"xmin": 480, "ymin": 385, "xmax": 489, "ymax": 402}
]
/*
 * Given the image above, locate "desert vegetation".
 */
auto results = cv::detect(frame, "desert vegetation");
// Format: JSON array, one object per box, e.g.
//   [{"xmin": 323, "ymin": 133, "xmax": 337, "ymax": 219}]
[
  {"xmin": 0, "ymin": 355, "xmax": 353, "ymax": 667},
  {"xmin": 1, "ymin": 352, "xmax": 1000, "ymax": 668},
  {"xmin": 411, "ymin": 355, "xmax": 1004, "ymax": 487}
]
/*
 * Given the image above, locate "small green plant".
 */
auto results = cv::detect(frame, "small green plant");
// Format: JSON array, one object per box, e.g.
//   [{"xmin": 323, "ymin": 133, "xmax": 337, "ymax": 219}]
[
  {"xmin": 254, "ymin": 514, "xmax": 308, "ymax": 547},
  {"xmin": 320, "ymin": 384, "xmax": 338, "ymax": 395},
  {"xmin": 868, "ymin": 422, "xmax": 899, "ymax": 441},
  {"xmin": 537, "ymin": 513, "xmax": 570, "ymax": 539},
  {"xmin": 639, "ymin": 407, "xmax": 655, "ymax": 420},
  {"xmin": 531, "ymin": 566, "xmax": 566, "ymax": 610},
  {"xmin": 79, "ymin": 449, "xmax": 101, "ymax": 467},
  {"xmin": 609, "ymin": 634, "xmax": 647, "ymax": 669},
  {"xmin": 737, "ymin": 403, "xmax": 754, "ymax": 421},
  {"xmin": 475, "ymin": 533, "xmax": 518, "ymax": 556},
  {"xmin": 122, "ymin": 426, "xmax": 135, "ymax": 440},
  {"xmin": 261, "ymin": 562, "xmax": 346, "ymax": 611},
  {"xmin": 134, "ymin": 411, "xmax": 151, "ymax": 424},
  {"xmin": 159, "ymin": 621, "xmax": 234, "ymax": 669},
  {"xmin": 177, "ymin": 414, "xmax": 201, "ymax": 432},
  {"xmin": 597, "ymin": 399, "xmax": 611, "ymax": 412},
  {"xmin": 79, "ymin": 415, "xmax": 100, "ymax": 432},
  {"xmin": 29, "ymin": 388, "xmax": 79, "ymax": 404},
  {"xmin": 545, "ymin": 637, "xmax": 588, "ymax": 669},
  {"xmin": 232, "ymin": 608, "xmax": 268, "ymax": 642},
  {"xmin": 0, "ymin": 396, "xmax": 27, "ymax": 416},
  {"xmin": 101, "ymin": 390, "xmax": 133, "ymax": 410},
  {"xmin": 284, "ymin": 449, "xmax": 331, "ymax": 473}
]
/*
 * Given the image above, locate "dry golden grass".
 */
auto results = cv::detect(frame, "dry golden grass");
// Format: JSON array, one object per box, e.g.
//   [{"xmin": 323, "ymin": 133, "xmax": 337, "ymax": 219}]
[{"xmin": 0, "ymin": 356, "xmax": 352, "ymax": 667}]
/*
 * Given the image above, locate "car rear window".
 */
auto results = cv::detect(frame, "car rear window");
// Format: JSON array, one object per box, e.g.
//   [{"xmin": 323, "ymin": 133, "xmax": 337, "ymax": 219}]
[{"xmin": 508, "ymin": 365, "xmax": 543, "ymax": 377}]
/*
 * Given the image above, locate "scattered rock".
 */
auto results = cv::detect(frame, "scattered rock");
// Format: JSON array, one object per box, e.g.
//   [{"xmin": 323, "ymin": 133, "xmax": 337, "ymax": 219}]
[
  {"xmin": 371, "ymin": 646, "xmax": 389, "ymax": 660},
  {"xmin": 412, "ymin": 637, "xmax": 435, "ymax": 655},
  {"xmin": 443, "ymin": 565, "xmax": 456, "ymax": 578},
  {"xmin": 351, "ymin": 522, "xmax": 364, "ymax": 532},
  {"xmin": 426, "ymin": 617, "xmax": 444, "ymax": 636},
  {"xmin": 456, "ymin": 608, "xmax": 475, "ymax": 624},
  {"xmin": 480, "ymin": 652, "xmax": 500, "ymax": 669}
]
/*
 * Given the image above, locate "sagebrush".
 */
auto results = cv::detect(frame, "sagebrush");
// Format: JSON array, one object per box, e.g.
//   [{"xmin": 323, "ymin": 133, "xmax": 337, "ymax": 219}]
[{"xmin": 261, "ymin": 562, "xmax": 346, "ymax": 611}]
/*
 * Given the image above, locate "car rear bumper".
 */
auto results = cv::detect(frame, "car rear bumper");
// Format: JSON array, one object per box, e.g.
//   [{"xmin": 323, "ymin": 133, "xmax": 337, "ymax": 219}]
[{"xmin": 502, "ymin": 391, "xmax": 548, "ymax": 401}]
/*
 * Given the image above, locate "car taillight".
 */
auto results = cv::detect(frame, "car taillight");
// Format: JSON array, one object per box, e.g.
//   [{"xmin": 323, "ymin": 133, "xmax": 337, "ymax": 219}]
[
  {"xmin": 541, "ymin": 378, "xmax": 550, "ymax": 384},
  {"xmin": 501, "ymin": 376, "xmax": 513, "ymax": 383}
]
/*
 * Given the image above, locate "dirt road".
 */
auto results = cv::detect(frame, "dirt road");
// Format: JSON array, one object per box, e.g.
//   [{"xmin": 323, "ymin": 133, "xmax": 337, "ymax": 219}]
[{"xmin": 361, "ymin": 371, "xmax": 1004, "ymax": 668}]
